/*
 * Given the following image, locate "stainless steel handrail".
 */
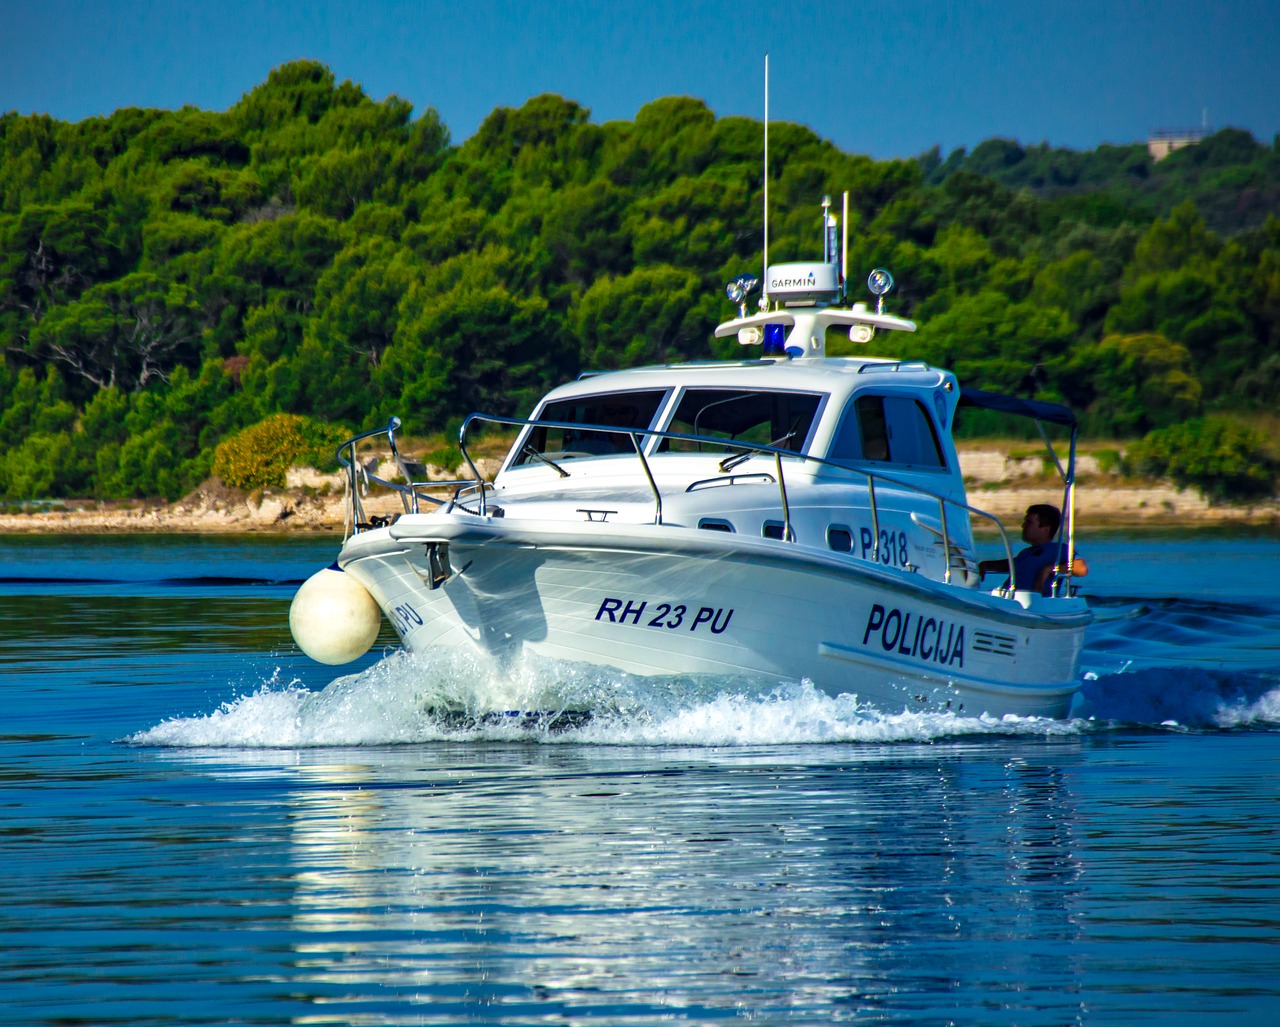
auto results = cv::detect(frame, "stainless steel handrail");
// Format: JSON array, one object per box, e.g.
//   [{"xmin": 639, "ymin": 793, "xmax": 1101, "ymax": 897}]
[
  {"xmin": 335, "ymin": 417, "xmax": 481, "ymax": 538},
  {"xmin": 939, "ymin": 496, "xmax": 952, "ymax": 584},
  {"xmin": 458, "ymin": 412, "xmax": 806, "ymax": 531},
  {"xmin": 630, "ymin": 430, "xmax": 662, "ymax": 525},
  {"xmin": 454, "ymin": 412, "xmax": 1019, "ymax": 580},
  {"xmin": 334, "ymin": 413, "xmax": 1021, "ymax": 586}
]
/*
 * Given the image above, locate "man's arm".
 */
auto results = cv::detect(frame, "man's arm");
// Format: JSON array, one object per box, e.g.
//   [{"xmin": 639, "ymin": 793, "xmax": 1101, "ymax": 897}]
[{"xmin": 1034, "ymin": 554, "xmax": 1088, "ymax": 592}]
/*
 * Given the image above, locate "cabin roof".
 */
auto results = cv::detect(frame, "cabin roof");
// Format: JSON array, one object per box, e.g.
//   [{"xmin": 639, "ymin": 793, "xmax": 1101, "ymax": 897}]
[{"xmin": 541, "ymin": 357, "xmax": 955, "ymax": 406}]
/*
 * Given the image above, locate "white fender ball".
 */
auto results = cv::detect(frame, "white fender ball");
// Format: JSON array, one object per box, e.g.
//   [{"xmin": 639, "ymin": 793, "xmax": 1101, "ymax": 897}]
[{"xmin": 289, "ymin": 565, "xmax": 382, "ymax": 665}]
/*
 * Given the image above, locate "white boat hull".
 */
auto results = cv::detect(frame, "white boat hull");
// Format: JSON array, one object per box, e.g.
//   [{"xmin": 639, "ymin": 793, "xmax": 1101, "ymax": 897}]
[{"xmin": 338, "ymin": 518, "xmax": 1090, "ymax": 718}]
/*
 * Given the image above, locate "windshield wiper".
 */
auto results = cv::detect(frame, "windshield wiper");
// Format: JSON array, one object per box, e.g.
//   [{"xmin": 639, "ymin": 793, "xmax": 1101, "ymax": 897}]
[
  {"xmin": 718, "ymin": 432, "xmax": 796, "ymax": 473},
  {"xmin": 523, "ymin": 445, "xmax": 570, "ymax": 477}
]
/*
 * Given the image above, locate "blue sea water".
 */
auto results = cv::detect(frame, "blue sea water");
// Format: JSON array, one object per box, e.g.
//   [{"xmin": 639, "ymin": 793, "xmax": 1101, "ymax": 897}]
[{"xmin": 2, "ymin": 530, "xmax": 1279, "ymax": 1026}]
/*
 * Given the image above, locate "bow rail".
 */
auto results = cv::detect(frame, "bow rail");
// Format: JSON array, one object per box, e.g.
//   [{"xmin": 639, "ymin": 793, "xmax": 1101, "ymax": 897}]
[{"xmin": 335, "ymin": 414, "xmax": 1036, "ymax": 591}]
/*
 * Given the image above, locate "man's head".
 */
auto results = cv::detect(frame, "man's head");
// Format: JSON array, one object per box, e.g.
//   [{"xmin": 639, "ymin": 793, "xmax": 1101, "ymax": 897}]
[{"xmin": 1021, "ymin": 503, "xmax": 1061, "ymax": 544}]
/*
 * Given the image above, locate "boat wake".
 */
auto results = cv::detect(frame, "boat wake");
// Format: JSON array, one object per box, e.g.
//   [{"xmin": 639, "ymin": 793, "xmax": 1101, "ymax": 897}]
[
  {"xmin": 1075, "ymin": 593, "xmax": 1280, "ymax": 726},
  {"xmin": 1075, "ymin": 665, "xmax": 1280, "ymax": 728},
  {"xmin": 130, "ymin": 631, "xmax": 1280, "ymax": 749}
]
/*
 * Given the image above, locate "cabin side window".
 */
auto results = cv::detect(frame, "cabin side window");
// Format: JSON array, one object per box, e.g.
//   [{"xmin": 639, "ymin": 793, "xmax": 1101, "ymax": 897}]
[
  {"xmin": 828, "ymin": 394, "xmax": 946, "ymax": 469},
  {"xmin": 514, "ymin": 390, "xmax": 669, "ymax": 466},
  {"xmin": 656, "ymin": 389, "xmax": 824, "ymax": 456}
]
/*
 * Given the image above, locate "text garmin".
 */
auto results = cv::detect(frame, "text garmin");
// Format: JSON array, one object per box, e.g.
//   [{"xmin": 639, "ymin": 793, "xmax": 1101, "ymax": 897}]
[
  {"xmin": 595, "ymin": 597, "xmax": 735, "ymax": 635},
  {"xmin": 769, "ymin": 273, "xmax": 816, "ymax": 289},
  {"xmin": 862, "ymin": 603, "xmax": 965, "ymax": 668}
]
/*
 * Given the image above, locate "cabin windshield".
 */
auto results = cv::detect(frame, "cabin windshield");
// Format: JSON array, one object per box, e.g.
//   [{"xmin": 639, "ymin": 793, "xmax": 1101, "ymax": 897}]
[
  {"xmin": 513, "ymin": 389, "xmax": 669, "ymax": 465},
  {"xmin": 656, "ymin": 389, "xmax": 824, "ymax": 456}
]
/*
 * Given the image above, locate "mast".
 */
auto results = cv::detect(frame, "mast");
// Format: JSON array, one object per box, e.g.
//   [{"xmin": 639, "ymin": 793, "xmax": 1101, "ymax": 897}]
[{"xmin": 761, "ymin": 52, "xmax": 769, "ymax": 312}]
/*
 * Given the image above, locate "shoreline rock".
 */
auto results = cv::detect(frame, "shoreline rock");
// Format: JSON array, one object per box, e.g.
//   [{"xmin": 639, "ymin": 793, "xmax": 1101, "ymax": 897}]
[{"xmin": 1, "ymin": 451, "xmax": 1276, "ymax": 534}]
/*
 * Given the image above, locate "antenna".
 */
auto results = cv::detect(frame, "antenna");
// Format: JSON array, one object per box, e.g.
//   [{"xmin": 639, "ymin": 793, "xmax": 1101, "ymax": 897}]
[
  {"xmin": 841, "ymin": 191, "xmax": 849, "ymax": 297},
  {"xmin": 761, "ymin": 53, "xmax": 769, "ymax": 311}
]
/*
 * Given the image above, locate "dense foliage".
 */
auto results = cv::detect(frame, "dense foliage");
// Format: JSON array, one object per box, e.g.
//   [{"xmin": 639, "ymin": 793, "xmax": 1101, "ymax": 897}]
[
  {"xmin": 2, "ymin": 61, "xmax": 1279, "ymax": 501},
  {"xmin": 211, "ymin": 412, "xmax": 347, "ymax": 491},
  {"xmin": 1126, "ymin": 417, "xmax": 1277, "ymax": 503}
]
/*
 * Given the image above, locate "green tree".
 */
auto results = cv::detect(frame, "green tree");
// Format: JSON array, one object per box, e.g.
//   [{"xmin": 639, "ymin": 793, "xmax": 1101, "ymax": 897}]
[
  {"xmin": 376, "ymin": 250, "xmax": 566, "ymax": 430},
  {"xmin": 0, "ymin": 363, "xmax": 75, "ymax": 447},
  {"xmin": 538, "ymin": 179, "xmax": 632, "ymax": 289},
  {"xmin": 30, "ymin": 271, "xmax": 201, "ymax": 392},
  {"xmin": 570, "ymin": 265, "xmax": 716, "ymax": 369},
  {"xmin": 281, "ymin": 238, "xmax": 421, "ymax": 421},
  {"xmin": 0, "ymin": 200, "xmax": 124, "ymax": 351},
  {"xmin": 922, "ymin": 223, "xmax": 994, "ymax": 299},
  {"xmin": 232, "ymin": 61, "xmax": 345, "ymax": 135},
  {"xmin": 1127, "ymin": 417, "xmax": 1276, "ymax": 503},
  {"xmin": 1029, "ymin": 248, "xmax": 1116, "ymax": 330},
  {"xmin": 0, "ymin": 430, "xmax": 77, "ymax": 500},
  {"xmin": 1073, "ymin": 333, "xmax": 1201, "ymax": 434},
  {"xmin": 907, "ymin": 289, "xmax": 1076, "ymax": 396},
  {"xmin": 1130, "ymin": 200, "xmax": 1220, "ymax": 276}
]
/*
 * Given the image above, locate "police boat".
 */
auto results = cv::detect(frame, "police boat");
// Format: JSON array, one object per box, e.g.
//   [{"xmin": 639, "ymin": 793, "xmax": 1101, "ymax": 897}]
[{"xmin": 290, "ymin": 197, "xmax": 1091, "ymax": 718}]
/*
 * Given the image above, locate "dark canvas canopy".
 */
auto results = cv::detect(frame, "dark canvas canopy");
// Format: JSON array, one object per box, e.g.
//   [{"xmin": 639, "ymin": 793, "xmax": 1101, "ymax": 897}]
[{"xmin": 958, "ymin": 387, "xmax": 1077, "ymax": 429}]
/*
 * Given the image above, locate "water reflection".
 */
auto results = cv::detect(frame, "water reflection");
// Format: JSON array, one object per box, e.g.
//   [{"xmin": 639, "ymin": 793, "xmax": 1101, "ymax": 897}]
[{"xmin": 167, "ymin": 742, "xmax": 1086, "ymax": 1023}]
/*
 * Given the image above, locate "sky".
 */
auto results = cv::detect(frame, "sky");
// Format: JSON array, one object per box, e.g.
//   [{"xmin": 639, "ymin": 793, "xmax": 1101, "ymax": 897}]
[{"xmin": 2, "ymin": 0, "xmax": 1278, "ymax": 160}]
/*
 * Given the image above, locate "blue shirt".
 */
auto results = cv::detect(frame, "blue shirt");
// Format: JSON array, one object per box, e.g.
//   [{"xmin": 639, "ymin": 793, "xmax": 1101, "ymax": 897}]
[{"xmin": 1010, "ymin": 542, "xmax": 1074, "ymax": 596}]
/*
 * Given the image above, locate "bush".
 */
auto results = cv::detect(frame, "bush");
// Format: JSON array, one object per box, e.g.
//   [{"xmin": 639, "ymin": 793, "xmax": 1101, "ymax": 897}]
[
  {"xmin": 0, "ymin": 431, "xmax": 76, "ymax": 500},
  {"xmin": 212, "ymin": 413, "xmax": 348, "ymax": 491},
  {"xmin": 1092, "ymin": 448, "xmax": 1122, "ymax": 474},
  {"xmin": 1126, "ymin": 417, "xmax": 1277, "ymax": 503}
]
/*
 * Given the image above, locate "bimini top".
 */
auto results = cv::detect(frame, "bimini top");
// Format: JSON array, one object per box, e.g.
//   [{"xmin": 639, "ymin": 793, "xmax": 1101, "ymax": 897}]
[{"xmin": 958, "ymin": 387, "xmax": 1077, "ymax": 429}]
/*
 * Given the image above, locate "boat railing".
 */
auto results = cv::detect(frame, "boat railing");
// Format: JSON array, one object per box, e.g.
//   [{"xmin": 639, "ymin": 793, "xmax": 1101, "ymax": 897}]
[
  {"xmin": 336, "ymin": 413, "xmax": 1021, "ymax": 588},
  {"xmin": 453, "ymin": 413, "xmax": 1019, "ymax": 587},
  {"xmin": 335, "ymin": 417, "xmax": 481, "ymax": 537}
]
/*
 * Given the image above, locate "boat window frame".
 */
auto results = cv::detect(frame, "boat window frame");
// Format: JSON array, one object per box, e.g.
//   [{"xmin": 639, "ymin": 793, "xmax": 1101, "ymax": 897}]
[
  {"xmin": 826, "ymin": 524, "xmax": 855, "ymax": 553},
  {"xmin": 508, "ymin": 386, "xmax": 675, "ymax": 470},
  {"xmin": 648, "ymin": 386, "xmax": 829, "ymax": 458},
  {"xmin": 761, "ymin": 519, "xmax": 788, "ymax": 541},
  {"xmin": 826, "ymin": 390, "xmax": 949, "ymax": 473}
]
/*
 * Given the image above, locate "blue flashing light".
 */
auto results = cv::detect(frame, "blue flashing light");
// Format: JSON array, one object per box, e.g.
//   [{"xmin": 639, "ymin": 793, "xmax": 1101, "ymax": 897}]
[{"xmin": 762, "ymin": 323, "xmax": 786, "ymax": 357}]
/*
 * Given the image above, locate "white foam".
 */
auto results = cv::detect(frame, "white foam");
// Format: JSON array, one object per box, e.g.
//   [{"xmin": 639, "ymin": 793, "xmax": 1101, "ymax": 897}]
[
  {"xmin": 128, "ymin": 648, "xmax": 1280, "ymax": 749},
  {"xmin": 1213, "ymin": 683, "xmax": 1280, "ymax": 729}
]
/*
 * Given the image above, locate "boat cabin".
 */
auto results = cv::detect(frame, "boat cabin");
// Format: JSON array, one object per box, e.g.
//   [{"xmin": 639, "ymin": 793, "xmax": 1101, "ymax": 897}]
[{"xmin": 476, "ymin": 354, "xmax": 980, "ymax": 586}]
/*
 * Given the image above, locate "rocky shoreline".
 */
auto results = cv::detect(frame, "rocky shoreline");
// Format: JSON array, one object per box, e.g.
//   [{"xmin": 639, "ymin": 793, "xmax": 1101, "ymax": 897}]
[{"xmin": 2, "ymin": 451, "xmax": 1276, "ymax": 534}]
